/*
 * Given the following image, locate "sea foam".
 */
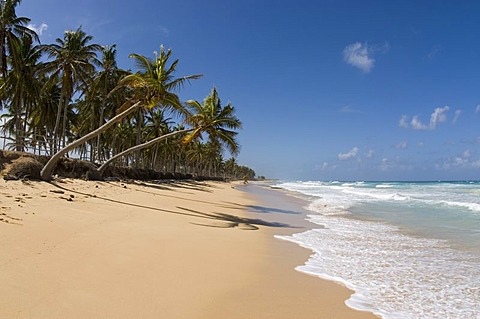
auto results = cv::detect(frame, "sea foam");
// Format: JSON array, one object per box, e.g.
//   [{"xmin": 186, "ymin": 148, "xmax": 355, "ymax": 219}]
[{"xmin": 274, "ymin": 181, "xmax": 480, "ymax": 319}]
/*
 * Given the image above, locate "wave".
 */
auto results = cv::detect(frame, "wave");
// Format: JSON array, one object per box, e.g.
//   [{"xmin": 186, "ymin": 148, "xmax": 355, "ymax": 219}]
[{"xmin": 277, "ymin": 215, "xmax": 480, "ymax": 319}]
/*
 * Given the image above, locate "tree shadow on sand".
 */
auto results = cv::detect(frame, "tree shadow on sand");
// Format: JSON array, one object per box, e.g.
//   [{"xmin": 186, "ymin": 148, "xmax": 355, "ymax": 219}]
[
  {"xmin": 219, "ymin": 201, "xmax": 303, "ymax": 215},
  {"xmin": 104, "ymin": 182, "xmax": 301, "ymax": 216},
  {"xmin": 48, "ymin": 182, "xmax": 297, "ymax": 231},
  {"xmin": 177, "ymin": 207, "xmax": 296, "ymax": 230}
]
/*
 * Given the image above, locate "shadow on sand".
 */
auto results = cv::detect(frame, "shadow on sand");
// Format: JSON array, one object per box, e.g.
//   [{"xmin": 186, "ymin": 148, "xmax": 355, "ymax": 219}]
[{"xmin": 48, "ymin": 181, "xmax": 297, "ymax": 231}]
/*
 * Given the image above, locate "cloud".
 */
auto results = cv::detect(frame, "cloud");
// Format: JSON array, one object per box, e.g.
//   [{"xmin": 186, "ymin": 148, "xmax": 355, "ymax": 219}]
[
  {"xmin": 379, "ymin": 157, "xmax": 413, "ymax": 172},
  {"xmin": 343, "ymin": 42, "xmax": 375, "ymax": 73},
  {"xmin": 379, "ymin": 158, "xmax": 391, "ymax": 171},
  {"xmin": 316, "ymin": 162, "xmax": 337, "ymax": 171},
  {"xmin": 476, "ymin": 105, "xmax": 480, "ymax": 114},
  {"xmin": 27, "ymin": 23, "xmax": 48, "ymax": 35},
  {"xmin": 340, "ymin": 105, "xmax": 360, "ymax": 113},
  {"xmin": 338, "ymin": 147, "xmax": 359, "ymax": 160},
  {"xmin": 156, "ymin": 25, "xmax": 170, "ymax": 37},
  {"xmin": 399, "ymin": 115, "xmax": 409, "ymax": 128},
  {"xmin": 430, "ymin": 106, "xmax": 449, "ymax": 128},
  {"xmin": 343, "ymin": 42, "xmax": 389, "ymax": 73},
  {"xmin": 426, "ymin": 45, "xmax": 442, "ymax": 60},
  {"xmin": 410, "ymin": 115, "xmax": 429, "ymax": 130},
  {"xmin": 400, "ymin": 106, "xmax": 450, "ymax": 130},
  {"xmin": 395, "ymin": 140, "xmax": 408, "ymax": 149},
  {"xmin": 365, "ymin": 149, "xmax": 375, "ymax": 158},
  {"xmin": 435, "ymin": 149, "xmax": 479, "ymax": 170},
  {"xmin": 453, "ymin": 110, "xmax": 461, "ymax": 124}
]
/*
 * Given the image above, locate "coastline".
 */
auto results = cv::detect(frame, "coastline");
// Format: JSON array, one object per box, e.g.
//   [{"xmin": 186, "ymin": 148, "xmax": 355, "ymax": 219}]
[{"xmin": 0, "ymin": 178, "xmax": 376, "ymax": 318}]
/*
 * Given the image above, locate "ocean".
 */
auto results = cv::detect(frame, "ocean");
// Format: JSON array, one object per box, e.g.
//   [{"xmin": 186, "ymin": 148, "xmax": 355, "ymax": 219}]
[{"xmin": 272, "ymin": 181, "xmax": 480, "ymax": 319}]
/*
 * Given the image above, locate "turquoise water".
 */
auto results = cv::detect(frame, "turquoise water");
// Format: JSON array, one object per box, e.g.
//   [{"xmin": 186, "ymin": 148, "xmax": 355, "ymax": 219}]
[{"xmin": 274, "ymin": 181, "xmax": 480, "ymax": 319}]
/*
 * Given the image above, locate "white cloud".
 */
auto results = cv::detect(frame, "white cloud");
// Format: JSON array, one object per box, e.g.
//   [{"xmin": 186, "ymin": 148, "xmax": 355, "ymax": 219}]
[
  {"xmin": 453, "ymin": 110, "xmax": 461, "ymax": 124},
  {"xmin": 426, "ymin": 45, "xmax": 442, "ymax": 60},
  {"xmin": 27, "ymin": 23, "xmax": 48, "ymax": 35},
  {"xmin": 343, "ymin": 42, "xmax": 374, "ymax": 73},
  {"xmin": 338, "ymin": 147, "xmax": 359, "ymax": 160},
  {"xmin": 399, "ymin": 115, "xmax": 409, "ymax": 128},
  {"xmin": 343, "ymin": 42, "xmax": 389, "ymax": 73},
  {"xmin": 365, "ymin": 149, "xmax": 375, "ymax": 158},
  {"xmin": 316, "ymin": 162, "xmax": 337, "ymax": 171},
  {"xmin": 476, "ymin": 105, "xmax": 480, "ymax": 114},
  {"xmin": 430, "ymin": 106, "xmax": 449, "ymax": 129},
  {"xmin": 436, "ymin": 149, "xmax": 477, "ymax": 170},
  {"xmin": 395, "ymin": 140, "xmax": 408, "ymax": 149},
  {"xmin": 402, "ymin": 106, "xmax": 450, "ymax": 131},
  {"xmin": 340, "ymin": 105, "xmax": 360, "ymax": 113},
  {"xmin": 411, "ymin": 115, "xmax": 429, "ymax": 130},
  {"xmin": 379, "ymin": 158, "xmax": 391, "ymax": 171},
  {"xmin": 157, "ymin": 25, "xmax": 170, "ymax": 37}
]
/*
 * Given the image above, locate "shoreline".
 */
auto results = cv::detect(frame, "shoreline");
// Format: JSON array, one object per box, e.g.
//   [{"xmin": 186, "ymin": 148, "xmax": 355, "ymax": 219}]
[{"xmin": 0, "ymin": 178, "xmax": 377, "ymax": 318}]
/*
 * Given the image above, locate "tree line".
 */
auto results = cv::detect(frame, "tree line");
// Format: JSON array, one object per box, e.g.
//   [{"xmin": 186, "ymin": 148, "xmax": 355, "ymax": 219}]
[{"xmin": 0, "ymin": 0, "xmax": 257, "ymax": 181}]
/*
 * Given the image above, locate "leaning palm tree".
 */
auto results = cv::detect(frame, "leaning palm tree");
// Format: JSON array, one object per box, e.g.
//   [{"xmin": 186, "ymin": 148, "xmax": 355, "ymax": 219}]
[
  {"xmin": 42, "ymin": 27, "xmax": 101, "ymax": 150},
  {"xmin": 40, "ymin": 46, "xmax": 201, "ymax": 181},
  {"xmin": 95, "ymin": 87, "xmax": 242, "ymax": 177}
]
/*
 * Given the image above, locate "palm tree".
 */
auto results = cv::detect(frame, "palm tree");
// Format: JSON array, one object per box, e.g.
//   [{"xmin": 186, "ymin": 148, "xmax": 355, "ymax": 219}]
[
  {"xmin": 88, "ymin": 44, "xmax": 127, "ymax": 162},
  {"xmin": 183, "ymin": 87, "xmax": 242, "ymax": 156},
  {"xmin": 29, "ymin": 75, "xmax": 61, "ymax": 154},
  {"xmin": 40, "ymin": 46, "xmax": 201, "ymax": 181},
  {"xmin": 143, "ymin": 109, "xmax": 173, "ymax": 168},
  {"xmin": 0, "ymin": 34, "xmax": 42, "ymax": 151},
  {"xmin": 43, "ymin": 27, "xmax": 101, "ymax": 149},
  {"xmin": 0, "ymin": 0, "xmax": 38, "ymax": 81},
  {"xmin": 117, "ymin": 46, "xmax": 202, "ymax": 167},
  {"xmin": 95, "ymin": 87, "xmax": 242, "ymax": 177}
]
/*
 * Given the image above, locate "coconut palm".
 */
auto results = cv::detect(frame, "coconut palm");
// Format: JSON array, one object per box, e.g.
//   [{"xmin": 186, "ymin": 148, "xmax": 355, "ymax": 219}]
[
  {"xmin": 183, "ymin": 87, "xmax": 242, "ymax": 156},
  {"xmin": 40, "ymin": 46, "xmax": 200, "ymax": 181},
  {"xmin": 42, "ymin": 27, "xmax": 101, "ymax": 149},
  {"xmin": 0, "ymin": 34, "xmax": 42, "ymax": 151},
  {"xmin": 95, "ymin": 87, "xmax": 242, "ymax": 177},
  {"xmin": 88, "ymin": 44, "xmax": 127, "ymax": 162},
  {"xmin": 0, "ymin": 0, "xmax": 38, "ymax": 81},
  {"xmin": 29, "ymin": 75, "xmax": 61, "ymax": 154},
  {"xmin": 117, "ymin": 46, "xmax": 202, "ymax": 167}
]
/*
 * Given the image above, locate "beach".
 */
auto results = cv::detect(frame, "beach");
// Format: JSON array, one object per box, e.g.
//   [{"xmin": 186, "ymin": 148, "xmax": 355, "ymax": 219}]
[{"xmin": 0, "ymin": 178, "xmax": 376, "ymax": 319}]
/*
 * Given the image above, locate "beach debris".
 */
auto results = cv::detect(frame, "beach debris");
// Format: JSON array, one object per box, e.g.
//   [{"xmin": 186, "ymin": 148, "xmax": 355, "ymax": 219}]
[
  {"xmin": 59, "ymin": 196, "xmax": 73, "ymax": 202},
  {"xmin": 49, "ymin": 190, "xmax": 65, "ymax": 194},
  {"xmin": 3, "ymin": 157, "xmax": 42, "ymax": 180}
]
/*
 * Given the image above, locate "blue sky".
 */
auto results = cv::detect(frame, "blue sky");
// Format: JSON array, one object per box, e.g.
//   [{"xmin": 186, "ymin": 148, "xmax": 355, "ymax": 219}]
[{"xmin": 17, "ymin": 0, "xmax": 480, "ymax": 181}]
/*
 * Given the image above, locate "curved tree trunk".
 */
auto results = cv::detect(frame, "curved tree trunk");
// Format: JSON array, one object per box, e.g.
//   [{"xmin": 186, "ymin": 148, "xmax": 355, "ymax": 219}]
[
  {"xmin": 96, "ymin": 128, "xmax": 194, "ymax": 176},
  {"xmin": 40, "ymin": 101, "xmax": 141, "ymax": 181}
]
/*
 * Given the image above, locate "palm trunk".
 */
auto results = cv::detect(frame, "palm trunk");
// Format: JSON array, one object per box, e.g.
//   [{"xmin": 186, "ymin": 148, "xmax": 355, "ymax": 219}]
[
  {"xmin": 135, "ymin": 109, "xmax": 143, "ymax": 168},
  {"xmin": 14, "ymin": 97, "xmax": 23, "ymax": 152},
  {"xmin": 95, "ymin": 106, "xmax": 105, "ymax": 162},
  {"xmin": 96, "ymin": 128, "xmax": 194, "ymax": 176},
  {"xmin": 53, "ymin": 89, "xmax": 66, "ymax": 152},
  {"xmin": 40, "ymin": 101, "xmax": 141, "ymax": 181},
  {"xmin": 61, "ymin": 94, "xmax": 70, "ymax": 148}
]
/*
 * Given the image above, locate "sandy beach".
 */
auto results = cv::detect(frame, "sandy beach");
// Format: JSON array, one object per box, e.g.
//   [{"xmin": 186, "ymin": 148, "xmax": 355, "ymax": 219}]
[{"xmin": 0, "ymin": 178, "xmax": 377, "ymax": 319}]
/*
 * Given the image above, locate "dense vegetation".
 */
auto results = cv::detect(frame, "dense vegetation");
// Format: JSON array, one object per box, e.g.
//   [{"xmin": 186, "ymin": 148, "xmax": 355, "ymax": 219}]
[{"xmin": 0, "ymin": 0, "xmax": 256, "ymax": 180}]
